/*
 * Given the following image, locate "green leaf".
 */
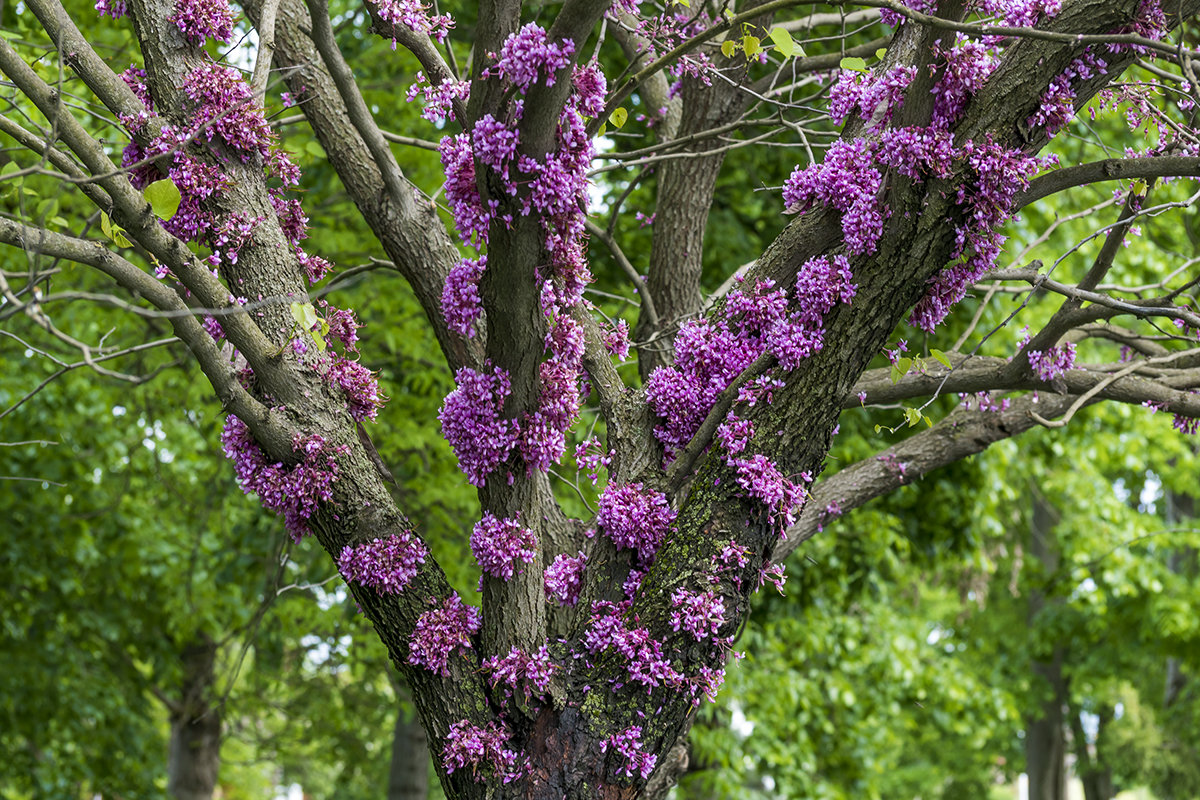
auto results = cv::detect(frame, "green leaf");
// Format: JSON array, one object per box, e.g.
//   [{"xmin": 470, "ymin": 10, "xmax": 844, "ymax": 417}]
[
  {"xmin": 743, "ymin": 35, "xmax": 762, "ymax": 58},
  {"xmin": 768, "ymin": 26, "xmax": 796, "ymax": 58},
  {"xmin": 0, "ymin": 161, "xmax": 18, "ymax": 179},
  {"xmin": 597, "ymin": 122, "xmax": 607, "ymax": 137},
  {"xmin": 876, "ymin": 48, "xmax": 888, "ymax": 60},
  {"xmin": 873, "ymin": 424, "xmax": 882, "ymax": 434},
  {"xmin": 311, "ymin": 329, "xmax": 327, "ymax": 354},
  {"xmin": 904, "ymin": 408, "xmax": 922, "ymax": 427},
  {"xmin": 305, "ymin": 141, "xmax": 326, "ymax": 159},
  {"xmin": 608, "ymin": 107, "xmax": 628, "ymax": 129},
  {"xmin": 930, "ymin": 348, "xmax": 952, "ymax": 368},
  {"xmin": 721, "ymin": 39, "xmax": 738, "ymax": 58},
  {"xmin": 289, "ymin": 301, "xmax": 320, "ymax": 331},
  {"xmin": 840, "ymin": 56, "xmax": 868, "ymax": 73},
  {"xmin": 144, "ymin": 179, "xmax": 181, "ymax": 221},
  {"xmin": 100, "ymin": 212, "xmax": 132, "ymax": 247}
]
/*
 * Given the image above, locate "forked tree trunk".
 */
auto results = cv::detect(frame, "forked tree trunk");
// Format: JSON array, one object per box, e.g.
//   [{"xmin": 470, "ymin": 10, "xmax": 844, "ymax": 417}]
[{"xmin": 167, "ymin": 637, "xmax": 220, "ymax": 800}]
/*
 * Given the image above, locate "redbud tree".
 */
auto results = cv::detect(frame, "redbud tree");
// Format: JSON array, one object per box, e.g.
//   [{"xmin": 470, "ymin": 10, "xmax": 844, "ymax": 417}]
[{"xmin": 3, "ymin": 0, "xmax": 1200, "ymax": 796}]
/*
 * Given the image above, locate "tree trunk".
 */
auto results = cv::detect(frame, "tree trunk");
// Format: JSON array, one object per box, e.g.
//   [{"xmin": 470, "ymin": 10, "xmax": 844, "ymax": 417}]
[
  {"xmin": 388, "ymin": 706, "xmax": 430, "ymax": 800},
  {"xmin": 1026, "ymin": 488, "xmax": 1067, "ymax": 800},
  {"xmin": 1069, "ymin": 702, "xmax": 1114, "ymax": 800},
  {"xmin": 167, "ymin": 637, "xmax": 220, "ymax": 800},
  {"xmin": 1164, "ymin": 490, "xmax": 1194, "ymax": 711}
]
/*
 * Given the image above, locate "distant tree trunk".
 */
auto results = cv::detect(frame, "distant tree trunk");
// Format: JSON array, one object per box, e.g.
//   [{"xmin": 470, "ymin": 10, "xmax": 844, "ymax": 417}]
[
  {"xmin": 1026, "ymin": 488, "xmax": 1067, "ymax": 800},
  {"xmin": 388, "ymin": 706, "xmax": 429, "ymax": 800},
  {"xmin": 167, "ymin": 637, "xmax": 220, "ymax": 800},
  {"xmin": 1069, "ymin": 701, "xmax": 1114, "ymax": 800},
  {"xmin": 1164, "ymin": 490, "xmax": 1194, "ymax": 711}
]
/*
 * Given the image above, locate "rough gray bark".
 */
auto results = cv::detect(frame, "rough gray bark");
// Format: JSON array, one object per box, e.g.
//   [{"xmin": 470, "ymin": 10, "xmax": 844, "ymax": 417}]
[{"xmin": 167, "ymin": 638, "xmax": 221, "ymax": 800}]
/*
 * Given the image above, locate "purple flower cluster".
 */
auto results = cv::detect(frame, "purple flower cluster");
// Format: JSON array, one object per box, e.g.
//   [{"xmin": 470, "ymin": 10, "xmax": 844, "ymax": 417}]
[
  {"xmin": 574, "ymin": 437, "xmax": 613, "ymax": 484},
  {"xmin": 481, "ymin": 644, "xmax": 555, "ymax": 700},
  {"xmin": 182, "ymin": 64, "xmax": 274, "ymax": 163},
  {"xmin": 782, "ymin": 138, "xmax": 884, "ymax": 256},
  {"xmin": 690, "ymin": 665, "xmax": 727, "ymax": 705},
  {"xmin": 442, "ymin": 720, "xmax": 523, "ymax": 783},
  {"xmin": 604, "ymin": 319, "xmax": 631, "ymax": 361},
  {"xmin": 1028, "ymin": 50, "xmax": 1107, "ymax": 134},
  {"xmin": 600, "ymin": 726, "xmax": 657, "ymax": 780},
  {"xmin": 318, "ymin": 301, "xmax": 361, "ymax": 352},
  {"xmin": 221, "ymin": 416, "xmax": 343, "ymax": 539},
  {"xmin": 95, "ymin": 0, "xmax": 127, "ymax": 18},
  {"xmin": 490, "ymin": 23, "xmax": 576, "ymax": 90},
  {"xmin": 439, "ymin": 365, "xmax": 518, "ymax": 486},
  {"xmin": 408, "ymin": 593, "xmax": 480, "ymax": 676},
  {"xmin": 1174, "ymin": 414, "xmax": 1199, "ymax": 435},
  {"xmin": 910, "ymin": 137, "xmax": 1043, "ymax": 331},
  {"xmin": 120, "ymin": 67, "xmax": 153, "ymax": 111},
  {"xmin": 406, "ymin": 72, "xmax": 470, "ymax": 123},
  {"xmin": 337, "ymin": 531, "xmax": 428, "ymax": 595},
  {"xmin": 596, "ymin": 483, "xmax": 675, "ymax": 564},
  {"xmin": 647, "ymin": 275, "xmax": 851, "ymax": 456},
  {"xmin": 170, "ymin": 0, "xmax": 235, "ymax": 46},
  {"xmin": 717, "ymin": 416, "xmax": 806, "ymax": 525},
  {"xmin": 371, "ymin": 0, "xmax": 454, "ymax": 44},
  {"xmin": 930, "ymin": 35, "xmax": 998, "ymax": 129},
  {"xmin": 544, "ymin": 551, "xmax": 587, "ymax": 606},
  {"xmin": 584, "ymin": 602, "xmax": 682, "ymax": 689},
  {"xmin": 323, "ymin": 357, "xmax": 385, "ymax": 422},
  {"xmin": 669, "ymin": 588, "xmax": 725, "ymax": 642},
  {"xmin": 829, "ymin": 65, "xmax": 916, "ymax": 129},
  {"xmin": 202, "ymin": 315, "xmax": 224, "ymax": 341},
  {"xmin": 977, "ymin": 0, "xmax": 1061, "ymax": 27},
  {"xmin": 522, "ymin": 315, "xmax": 586, "ymax": 472},
  {"xmin": 1028, "ymin": 342, "xmax": 1076, "ymax": 381},
  {"xmin": 470, "ymin": 513, "xmax": 537, "ymax": 580},
  {"xmin": 959, "ymin": 391, "xmax": 1011, "ymax": 412},
  {"xmin": 438, "ymin": 134, "xmax": 494, "ymax": 246},
  {"xmin": 878, "ymin": 0, "xmax": 933, "ymax": 27}
]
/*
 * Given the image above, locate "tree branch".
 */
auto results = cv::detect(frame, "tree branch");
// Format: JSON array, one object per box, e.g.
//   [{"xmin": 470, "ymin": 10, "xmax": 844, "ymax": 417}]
[
  {"xmin": 774, "ymin": 393, "xmax": 1077, "ymax": 560},
  {"xmin": 1017, "ymin": 156, "xmax": 1200, "ymax": 208},
  {"xmin": 0, "ymin": 217, "xmax": 284, "ymax": 444}
]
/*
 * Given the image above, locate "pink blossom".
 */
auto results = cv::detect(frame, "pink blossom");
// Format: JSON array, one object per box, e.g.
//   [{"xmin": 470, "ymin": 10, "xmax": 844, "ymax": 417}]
[{"xmin": 337, "ymin": 531, "xmax": 428, "ymax": 595}]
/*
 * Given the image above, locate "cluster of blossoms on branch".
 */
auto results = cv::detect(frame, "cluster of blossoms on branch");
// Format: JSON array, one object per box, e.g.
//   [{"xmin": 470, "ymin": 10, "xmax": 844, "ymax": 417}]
[
  {"xmin": 408, "ymin": 593, "xmax": 481, "ymax": 676},
  {"xmin": 337, "ymin": 532, "xmax": 429, "ymax": 595},
  {"xmin": 600, "ymin": 726, "xmax": 657, "ymax": 780},
  {"xmin": 433, "ymin": 25, "xmax": 612, "ymax": 485},
  {"xmin": 482, "ymin": 644, "xmax": 556, "ymax": 701},
  {"xmin": 442, "ymin": 720, "xmax": 526, "ymax": 784},
  {"xmin": 470, "ymin": 513, "xmax": 538, "ymax": 581},
  {"xmin": 103, "ymin": 0, "xmax": 385, "ymax": 532},
  {"xmin": 1028, "ymin": 342, "xmax": 1077, "ymax": 381},
  {"xmin": 221, "ymin": 420, "xmax": 345, "ymax": 540}
]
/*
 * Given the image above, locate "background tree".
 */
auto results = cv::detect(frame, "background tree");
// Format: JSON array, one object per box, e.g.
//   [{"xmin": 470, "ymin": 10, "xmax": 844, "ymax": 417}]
[{"xmin": 3, "ymin": 0, "xmax": 1200, "ymax": 797}]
